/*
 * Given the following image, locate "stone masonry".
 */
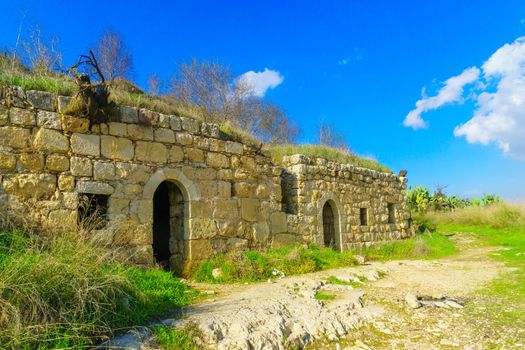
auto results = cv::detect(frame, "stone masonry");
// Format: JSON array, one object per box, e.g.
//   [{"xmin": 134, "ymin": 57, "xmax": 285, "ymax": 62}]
[{"xmin": 0, "ymin": 86, "xmax": 413, "ymax": 275}]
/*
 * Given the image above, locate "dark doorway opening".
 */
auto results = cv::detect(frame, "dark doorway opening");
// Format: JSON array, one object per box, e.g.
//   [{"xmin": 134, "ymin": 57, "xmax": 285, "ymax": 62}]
[
  {"xmin": 153, "ymin": 181, "xmax": 185, "ymax": 271},
  {"xmin": 322, "ymin": 201, "xmax": 336, "ymax": 248}
]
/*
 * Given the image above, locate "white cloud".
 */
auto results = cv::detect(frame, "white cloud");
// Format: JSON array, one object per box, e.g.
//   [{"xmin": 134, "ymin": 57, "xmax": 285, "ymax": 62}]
[
  {"xmin": 237, "ymin": 68, "xmax": 284, "ymax": 97},
  {"xmin": 405, "ymin": 36, "xmax": 525, "ymax": 158},
  {"xmin": 454, "ymin": 37, "xmax": 525, "ymax": 158},
  {"xmin": 403, "ymin": 67, "xmax": 480, "ymax": 129}
]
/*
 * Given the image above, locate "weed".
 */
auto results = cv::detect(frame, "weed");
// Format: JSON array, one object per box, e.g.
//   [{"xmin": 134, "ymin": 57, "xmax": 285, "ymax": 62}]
[
  {"xmin": 270, "ymin": 144, "xmax": 391, "ymax": 172},
  {"xmin": 151, "ymin": 322, "xmax": 202, "ymax": 350},
  {"xmin": 314, "ymin": 291, "xmax": 336, "ymax": 300}
]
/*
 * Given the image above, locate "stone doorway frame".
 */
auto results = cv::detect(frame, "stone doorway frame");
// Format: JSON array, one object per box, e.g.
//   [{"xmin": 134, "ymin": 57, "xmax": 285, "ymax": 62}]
[
  {"xmin": 317, "ymin": 192, "xmax": 345, "ymax": 252},
  {"xmin": 142, "ymin": 168, "xmax": 200, "ymax": 272}
]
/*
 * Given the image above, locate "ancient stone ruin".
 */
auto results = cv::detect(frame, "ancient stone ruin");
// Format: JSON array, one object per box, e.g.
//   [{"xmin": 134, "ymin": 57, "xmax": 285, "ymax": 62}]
[{"xmin": 0, "ymin": 87, "xmax": 413, "ymax": 275}]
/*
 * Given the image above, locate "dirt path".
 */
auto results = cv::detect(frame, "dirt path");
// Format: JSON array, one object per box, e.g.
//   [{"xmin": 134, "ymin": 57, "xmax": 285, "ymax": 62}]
[{"xmin": 104, "ymin": 236, "xmax": 524, "ymax": 349}]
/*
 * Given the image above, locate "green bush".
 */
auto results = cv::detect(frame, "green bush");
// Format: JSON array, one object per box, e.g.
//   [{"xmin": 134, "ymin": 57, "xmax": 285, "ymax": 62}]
[{"xmin": 0, "ymin": 230, "xmax": 195, "ymax": 349}]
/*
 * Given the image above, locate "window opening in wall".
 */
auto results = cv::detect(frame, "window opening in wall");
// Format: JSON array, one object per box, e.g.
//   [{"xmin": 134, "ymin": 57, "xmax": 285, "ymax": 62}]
[
  {"xmin": 78, "ymin": 193, "xmax": 109, "ymax": 230},
  {"xmin": 388, "ymin": 203, "xmax": 395, "ymax": 224},
  {"xmin": 360, "ymin": 208, "xmax": 368, "ymax": 226}
]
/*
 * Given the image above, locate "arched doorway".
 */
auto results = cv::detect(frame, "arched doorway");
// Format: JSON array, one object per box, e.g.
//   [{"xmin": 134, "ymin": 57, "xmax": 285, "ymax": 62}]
[
  {"xmin": 322, "ymin": 201, "xmax": 336, "ymax": 248},
  {"xmin": 153, "ymin": 181, "xmax": 185, "ymax": 272}
]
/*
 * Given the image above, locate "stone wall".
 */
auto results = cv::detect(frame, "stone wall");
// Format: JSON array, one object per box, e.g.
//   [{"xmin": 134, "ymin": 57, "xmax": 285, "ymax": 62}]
[
  {"xmin": 0, "ymin": 86, "xmax": 413, "ymax": 275},
  {"xmin": 280, "ymin": 155, "xmax": 412, "ymax": 250}
]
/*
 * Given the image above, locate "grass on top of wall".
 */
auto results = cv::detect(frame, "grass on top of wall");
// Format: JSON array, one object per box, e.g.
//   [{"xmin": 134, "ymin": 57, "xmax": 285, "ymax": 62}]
[
  {"xmin": 0, "ymin": 230, "xmax": 196, "ymax": 349},
  {"xmin": 270, "ymin": 144, "xmax": 391, "ymax": 173},
  {"xmin": 0, "ymin": 71, "xmax": 77, "ymax": 96}
]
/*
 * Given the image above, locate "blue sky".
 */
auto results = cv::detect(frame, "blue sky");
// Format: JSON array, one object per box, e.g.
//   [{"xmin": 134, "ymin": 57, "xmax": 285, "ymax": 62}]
[{"xmin": 2, "ymin": 0, "xmax": 525, "ymax": 200}]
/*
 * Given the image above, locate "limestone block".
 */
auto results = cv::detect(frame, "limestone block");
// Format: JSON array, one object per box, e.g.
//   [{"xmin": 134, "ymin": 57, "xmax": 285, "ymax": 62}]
[
  {"xmin": 109, "ymin": 122, "xmax": 128, "ymax": 137},
  {"xmin": 26, "ymin": 90, "xmax": 56, "ymax": 111},
  {"xmin": 61, "ymin": 115, "xmax": 89, "ymax": 133},
  {"xmin": 57, "ymin": 96, "xmax": 72, "ymax": 114},
  {"xmin": 101, "ymin": 135, "xmax": 134, "ymax": 161},
  {"xmin": 158, "ymin": 114, "xmax": 171, "ymax": 128},
  {"xmin": 271, "ymin": 233, "xmax": 297, "ymax": 248},
  {"xmin": 62, "ymin": 191, "xmax": 78, "ymax": 209},
  {"xmin": 190, "ymin": 239, "xmax": 213, "ymax": 261},
  {"xmin": 94, "ymin": 162, "xmax": 116, "ymax": 180},
  {"xmin": 241, "ymin": 156, "xmax": 256, "ymax": 171},
  {"xmin": 217, "ymin": 181, "xmax": 231, "ymax": 198},
  {"xmin": 33, "ymin": 128, "xmax": 69, "ymax": 153},
  {"xmin": 0, "ymin": 105, "xmax": 8, "ymax": 125},
  {"xmin": 190, "ymin": 200, "xmax": 212, "ymax": 218},
  {"xmin": 3, "ymin": 173, "xmax": 56, "ymax": 199},
  {"xmin": 254, "ymin": 221, "xmax": 270, "ymax": 242},
  {"xmin": 180, "ymin": 117, "xmax": 200, "ymax": 133},
  {"xmin": 128, "ymin": 124, "xmax": 154, "ymax": 141},
  {"xmin": 207, "ymin": 152, "xmax": 229, "ymax": 168},
  {"xmin": 119, "ymin": 106, "xmax": 139, "ymax": 123},
  {"xmin": 233, "ymin": 182, "xmax": 252, "ymax": 197},
  {"xmin": 170, "ymin": 116, "xmax": 181, "ymax": 131},
  {"xmin": 128, "ymin": 164, "xmax": 152, "ymax": 182},
  {"xmin": 185, "ymin": 147, "xmax": 204, "ymax": 163},
  {"xmin": 58, "ymin": 175, "xmax": 75, "ymax": 191},
  {"xmin": 108, "ymin": 198, "xmax": 130, "ymax": 214},
  {"xmin": 46, "ymin": 154, "xmax": 69, "ymax": 172},
  {"xmin": 225, "ymin": 141, "xmax": 243, "ymax": 155},
  {"xmin": 37, "ymin": 111, "xmax": 61, "ymax": 130},
  {"xmin": 176, "ymin": 132, "xmax": 193, "ymax": 145},
  {"xmin": 195, "ymin": 168, "xmax": 217, "ymax": 180},
  {"xmin": 9, "ymin": 107, "xmax": 35, "ymax": 126},
  {"xmin": 255, "ymin": 183, "xmax": 270, "ymax": 199},
  {"xmin": 70, "ymin": 157, "xmax": 92, "ymax": 176},
  {"xmin": 226, "ymin": 237, "xmax": 248, "ymax": 251},
  {"xmin": 213, "ymin": 199, "xmax": 238, "ymax": 219},
  {"xmin": 154, "ymin": 128, "xmax": 175, "ymax": 143},
  {"xmin": 168, "ymin": 146, "xmax": 184, "ymax": 163},
  {"xmin": 241, "ymin": 198, "xmax": 259, "ymax": 222},
  {"xmin": 270, "ymin": 212, "xmax": 288, "ymax": 234},
  {"xmin": 138, "ymin": 109, "xmax": 159, "ymax": 125},
  {"xmin": 217, "ymin": 169, "xmax": 233, "ymax": 180},
  {"xmin": 76, "ymin": 180, "xmax": 114, "ymax": 195},
  {"xmin": 126, "ymin": 245, "xmax": 154, "ymax": 265},
  {"xmin": 189, "ymin": 218, "xmax": 217, "ymax": 239},
  {"xmin": 71, "ymin": 133, "xmax": 100, "ymax": 156},
  {"xmin": 130, "ymin": 199, "xmax": 153, "ymax": 224},
  {"xmin": 48, "ymin": 210, "xmax": 77, "ymax": 230},
  {"xmin": 18, "ymin": 153, "xmax": 44, "ymax": 171},
  {"xmin": 199, "ymin": 180, "xmax": 218, "ymax": 197},
  {"xmin": 0, "ymin": 152, "xmax": 16, "ymax": 170},
  {"xmin": 135, "ymin": 141, "xmax": 168, "ymax": 163}
]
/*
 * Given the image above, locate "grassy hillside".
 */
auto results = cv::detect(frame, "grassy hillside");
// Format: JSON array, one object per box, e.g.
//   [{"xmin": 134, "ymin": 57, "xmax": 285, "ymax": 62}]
[{"xmin": 0, "ymin": 230, "xmax": 195, "ymax": 349}]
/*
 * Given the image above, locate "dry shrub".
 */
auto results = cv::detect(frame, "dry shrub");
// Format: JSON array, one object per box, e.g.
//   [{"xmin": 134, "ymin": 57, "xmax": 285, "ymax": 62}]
[{"xmin": 424, "ymin": 203, "xmax": 525, "ymax": 229}]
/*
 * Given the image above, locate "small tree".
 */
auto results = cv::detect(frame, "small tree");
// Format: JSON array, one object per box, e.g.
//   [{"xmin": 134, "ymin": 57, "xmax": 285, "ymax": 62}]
[
  {"xmin": 318, "ymin": 120, "xmax": 348, "ymax": 149},
  {"xmin": 22, "ymin": 27, "xmax": 62, "ymax": 75},
  {"xmin": 94, "ymin": 29, "xmax": 133, "ymax": 82},
  {"xmin": 147, "ymin": 73, "xmax": 162, "ymax": 96}
]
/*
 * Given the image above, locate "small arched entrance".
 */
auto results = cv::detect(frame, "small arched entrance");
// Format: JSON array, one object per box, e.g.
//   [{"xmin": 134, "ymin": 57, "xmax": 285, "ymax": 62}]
[
  {"xmin": 322, "ymin": 201, "xmax": 336, "ymax": 248},
  {"xmin": 153, "ymin": 181, "xmax": 185, "ymax": 272}
]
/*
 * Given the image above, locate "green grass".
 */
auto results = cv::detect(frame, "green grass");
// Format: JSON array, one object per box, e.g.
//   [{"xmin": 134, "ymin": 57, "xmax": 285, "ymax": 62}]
[
  {"xmin": 270, "ymin": 144, "xmax": 391, "ymax": 173},
  {"xmin": 314, "ymin": 291, "xmax": 336, "ymax": 300},
  {"xmin": 193, "ymin": 243, "xmax": 359, "ymax": 284},
  {"xmin": 325, "ymin": 275, "xmax": 364, "ymax": 288},
  {"xmin": 0, "ymin": 72, "xmax": 77, "ymax": 96},
  {"xmin": 358, "ymin": 232, "xmax": 458, "ymax": 261},
  {"xmin": 151, "ymin": 323, "xmax": 201, "ymax": 350},
  {"xmin": 0, "ymin": 230, "xmax": 195, "ymax": 349},
  {"xmin": 423, "ymin": 204, "xmax": 525, "ymax": 329}
]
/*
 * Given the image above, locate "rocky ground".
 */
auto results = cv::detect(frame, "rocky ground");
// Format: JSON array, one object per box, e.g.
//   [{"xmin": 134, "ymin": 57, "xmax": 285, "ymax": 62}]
[{"xmin": 102, "ymin": 235, "xmax": 525, "ymax": 349}]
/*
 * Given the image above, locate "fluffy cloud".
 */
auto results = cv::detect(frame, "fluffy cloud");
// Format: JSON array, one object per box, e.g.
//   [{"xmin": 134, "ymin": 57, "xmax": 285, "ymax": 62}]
[
  {"xmin": 403, "ymin": 67, "xmax": 480, "ymax": 129},
  {"xmin": 237, "ymin": 68, "xmax": 284, "ymax": 97},
  {"xmin": 454, "ymin": 38, "xmax": 525, "ymax": 157},
  {"xmin": 405, "ymin": 37, "xmax": 525, "ymax": 159}
]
